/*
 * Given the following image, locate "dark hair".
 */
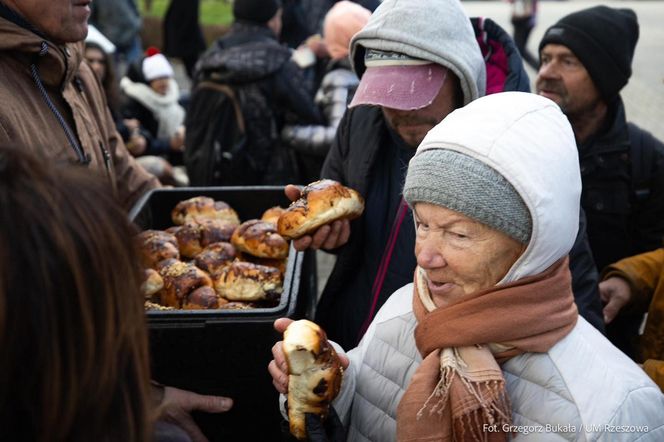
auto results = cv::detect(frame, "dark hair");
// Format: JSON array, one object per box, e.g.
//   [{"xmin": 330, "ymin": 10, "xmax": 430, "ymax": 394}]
[
  {"xmin": 84, "ymin": 42, "xmax": 122, "ymax": 116},
  {"xmin": 0, "ymin": 146, "xmax": 152, "ymax": 442}
]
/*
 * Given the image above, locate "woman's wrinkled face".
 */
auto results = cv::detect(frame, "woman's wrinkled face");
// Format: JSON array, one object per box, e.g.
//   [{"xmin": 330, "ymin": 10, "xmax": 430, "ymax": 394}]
[{"xmin": 414, "ymin": 203, "xmax": 525, "ymax": 307}]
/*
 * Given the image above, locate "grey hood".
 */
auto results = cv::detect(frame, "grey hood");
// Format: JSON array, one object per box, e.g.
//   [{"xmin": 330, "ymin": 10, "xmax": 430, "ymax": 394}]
[{"xmin": 350, "ymin": 0, "xmax": 486, "ymax": 105}]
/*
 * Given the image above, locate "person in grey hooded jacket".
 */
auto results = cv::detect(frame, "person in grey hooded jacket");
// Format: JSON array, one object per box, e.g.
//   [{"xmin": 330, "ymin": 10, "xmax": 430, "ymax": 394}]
[
  {"xmin": 272, "ymin": 92, "xmax": 664, "ymax": 442},
  {"xmin": 286, "ymin": 0, "xmax": 604, "ymax": 351}
]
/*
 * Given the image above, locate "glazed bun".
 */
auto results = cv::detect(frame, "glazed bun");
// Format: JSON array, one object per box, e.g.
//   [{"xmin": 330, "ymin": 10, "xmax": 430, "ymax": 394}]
[
  {"xmin": 157, "ymin": 259, "xmax": 214, "ymax": 308},
  {"xmin": 135, "ymin": 229, "xmax": 180, "ymax": 269},
  {"xmin": 213, "ymin": 261, "xmax": 283, "ymax": 302},
  {"xmin": 182, "ymin": 286, "xmax": 222, "ymax": 310},
  {"xmin": 238, "ymin": 252, "xmax": 287, "ymax": 276},
  {"xmin": 172, "ymin": 196, "xmax": 240, "ymax": 226},
  {"xmin": 283, "ymin": 320, "xmax": 343, "ymax": 440},
  {"xmin": 231, "ymin": 219, "xmax": 289, "ymax": 259},
  {"xmin": 174, "ymin": 220, "xmax": 237, "ymax": 258},
  {"xmin": 261, "ymin": 206, "xmax": 286, "ymax": 225},
  {"xmin": 194, "ymin": 242, "xmax": 237, "ymax": 275},
  {"xmin": 140, "ymin": 268, "xmax": 164, "ymax": 299},
  {"xmin": 277, "ymin": 180, "xmax": 364, "ymax": 240}
]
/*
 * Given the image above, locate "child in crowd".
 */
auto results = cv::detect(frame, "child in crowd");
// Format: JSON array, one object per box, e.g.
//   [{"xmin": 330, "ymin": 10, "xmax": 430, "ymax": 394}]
[{"xmin": 120, "ymin": 49, "xmax": 187, "ymax": 185}]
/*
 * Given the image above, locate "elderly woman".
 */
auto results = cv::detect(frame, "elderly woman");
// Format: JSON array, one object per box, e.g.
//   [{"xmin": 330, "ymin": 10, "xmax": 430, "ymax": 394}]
[{"xmin": 270, "ymin": 92, "xmax": 664, "ymax": 441}]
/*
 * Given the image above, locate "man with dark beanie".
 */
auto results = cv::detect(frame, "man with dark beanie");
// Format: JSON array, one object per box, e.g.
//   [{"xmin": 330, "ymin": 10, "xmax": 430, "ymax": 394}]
[
  {"xmin": 536, "ymin": 5, "xmax": 664, "ymax": 359},
  {"xmin": 184, "ymin": 0, "xmax": 322, "ymax": 185}
]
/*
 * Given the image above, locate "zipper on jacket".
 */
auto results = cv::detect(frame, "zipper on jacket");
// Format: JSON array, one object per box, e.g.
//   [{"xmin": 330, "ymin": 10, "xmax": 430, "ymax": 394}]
[
  {"xmin": 98, "ymin": 141, "xmax": 112, "ymax": 175},
  {"xmin": 97, "ymin": 141, "xmax": 117, "ymax": 198},
  {"xmin": 30, "ymin": 41, "xmax": 88, "ymax": 164}
]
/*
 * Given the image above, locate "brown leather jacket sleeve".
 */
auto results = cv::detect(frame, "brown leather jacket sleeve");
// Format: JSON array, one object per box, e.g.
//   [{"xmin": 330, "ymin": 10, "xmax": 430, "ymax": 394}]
[{"xmin": 603, "ymin": 248, "xmax": 664, "ymax": 313}]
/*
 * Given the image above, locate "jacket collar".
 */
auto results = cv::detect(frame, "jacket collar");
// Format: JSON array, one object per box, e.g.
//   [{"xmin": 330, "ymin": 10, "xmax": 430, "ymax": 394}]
[
  {"xmin": 0, "ymin": 12, "xmax": 83, "ymax": 90},
  {"xmin": 579, "ymin": 97, "xmax": 630, "ymax": 156}
]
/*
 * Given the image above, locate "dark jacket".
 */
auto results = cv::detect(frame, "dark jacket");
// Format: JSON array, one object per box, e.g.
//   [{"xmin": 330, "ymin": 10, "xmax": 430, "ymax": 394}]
[
  {"xmin": 121, "ymin": 96, "xmax": 169, "ymax": 154},
  {"xmin": 579, "ymin": 98, "xmax": 664, "ymax": 272},
  {"xmin": 189, "ymin": 22, "xmax": 322, "ymax": 184},
  {"xmin": 581, "ymin": 97, "xmax": 664, "ymax": 358},
  {"xmin": 163, "ymin": 0, "xmax": 206, "ymax": 60},
  {"xmin": 315, "ymin": 18, "xmax": 604, "ymax": 350},
  {"xmin": 280, "ymin": 0, "xmax": 332, "ymax": 48}
]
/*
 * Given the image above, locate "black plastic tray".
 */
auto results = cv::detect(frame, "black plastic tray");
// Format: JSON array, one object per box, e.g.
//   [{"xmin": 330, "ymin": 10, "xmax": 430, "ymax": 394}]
[{"xmin": 129, "ymin": 187, "xmax": 317, "ymax": 441}]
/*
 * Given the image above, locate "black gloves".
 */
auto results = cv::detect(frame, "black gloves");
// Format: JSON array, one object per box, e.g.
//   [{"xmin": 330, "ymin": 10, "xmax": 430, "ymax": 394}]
[
  {"xmin": 304, "ymin": 407, "xmax": 345, "ymax": 442},
  {"xmin": 281, "ymin": 404, "xmax": 345, "ymax": 442}
]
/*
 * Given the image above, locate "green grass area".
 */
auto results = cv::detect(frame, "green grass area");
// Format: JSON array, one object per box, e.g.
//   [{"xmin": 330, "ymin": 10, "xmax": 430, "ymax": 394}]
[{"xmin": 140, "ymin": 0, "xmax": 233, "ymax": 26}]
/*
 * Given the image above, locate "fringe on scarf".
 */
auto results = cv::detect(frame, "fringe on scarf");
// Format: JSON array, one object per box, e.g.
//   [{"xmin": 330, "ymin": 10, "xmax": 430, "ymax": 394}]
[{"xmin": 416, "ymin": 348, "xmax": 512, "ymax": 442}]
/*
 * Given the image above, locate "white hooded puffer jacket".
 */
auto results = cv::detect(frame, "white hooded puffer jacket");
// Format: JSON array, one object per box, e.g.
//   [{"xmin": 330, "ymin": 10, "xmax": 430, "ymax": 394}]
[{"xmin": 330, "ymin": 93, "xmax": 664, "ymax": 441}]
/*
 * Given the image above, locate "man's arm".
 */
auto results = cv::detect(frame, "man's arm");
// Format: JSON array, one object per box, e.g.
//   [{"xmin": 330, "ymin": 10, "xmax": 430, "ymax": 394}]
[
  {"xmin": 569, "ymin": 207, "xmax": 605, "ymax": 333},
  {"xmin": 281, "ymin": 76, "xmax": 351, "ymax": 157},
  {"xmin": 288, "ymin": 109, "xmax": 354, "ymax": 252},
  {"xmin": 602, "ymin": 248, "xmax": 664, "ymax": 316},
  {"xmin": 273, "ymin": 61, "xmax": 323, "ymax": 126}
]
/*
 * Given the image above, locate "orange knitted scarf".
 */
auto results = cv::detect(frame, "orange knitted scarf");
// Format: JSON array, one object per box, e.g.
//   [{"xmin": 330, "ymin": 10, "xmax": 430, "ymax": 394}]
[{"xmin": 397, "ymin": 258, "xmax": 578, "ymax": 441}]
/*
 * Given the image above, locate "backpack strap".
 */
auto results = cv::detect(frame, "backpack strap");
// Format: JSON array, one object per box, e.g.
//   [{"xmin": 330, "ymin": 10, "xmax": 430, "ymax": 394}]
[
  {"xmin": 628, "ymin": 122, "xmax": 655, "ymax": 203},
  {"xmin": 196, "ymin": 81, "xmax": 246, "ymax": 134}
]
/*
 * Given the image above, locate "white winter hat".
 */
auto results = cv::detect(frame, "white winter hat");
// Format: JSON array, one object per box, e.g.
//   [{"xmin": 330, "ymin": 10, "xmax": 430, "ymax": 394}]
[{"xmin": 142, "ymin": 53, "xmax": 174, "ymax": 81}]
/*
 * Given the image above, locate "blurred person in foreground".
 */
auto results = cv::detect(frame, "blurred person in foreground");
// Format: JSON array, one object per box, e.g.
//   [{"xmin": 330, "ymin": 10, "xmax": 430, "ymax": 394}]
[
  {"xmin": 0, "ymin": 0, "xmax": 232, "ymax": 436},
  {"xmin": 0, "ymin": 146, "xmax": 233, "ymax": 441},
  {"xmin": 536, "ymin": 5, "xmax": 664, "ymax": 358},
  {"xmin": 270, "ymin": 92, "xmax": 664, "ymax": 441}
]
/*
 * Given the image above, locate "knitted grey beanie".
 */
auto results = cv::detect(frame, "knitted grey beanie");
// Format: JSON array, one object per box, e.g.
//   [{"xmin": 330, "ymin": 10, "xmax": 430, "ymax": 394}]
[{"xmin": 403, "ymin": 149, "xmax": 532, "ymax": 243}]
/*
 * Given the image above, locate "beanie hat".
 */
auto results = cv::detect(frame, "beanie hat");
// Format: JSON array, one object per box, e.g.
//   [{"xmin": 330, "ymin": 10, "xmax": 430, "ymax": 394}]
[
  {"xmin": 403, "ymin": 149, "xmax": 532, "ymax": 244},
  {"xmin": 142, "ymin": 53, "xmax": 174, "ymax": 81},
  {"xmin": 233, "ymin": 0, "xmax": 282, "ymax": 24},
  {"xmin": 538, "ymin": 6, "xmax": 639, "ymax": 102},
  {"xmin": 323, "ymin": 1, "xmax": 371, "ymax": 60}
]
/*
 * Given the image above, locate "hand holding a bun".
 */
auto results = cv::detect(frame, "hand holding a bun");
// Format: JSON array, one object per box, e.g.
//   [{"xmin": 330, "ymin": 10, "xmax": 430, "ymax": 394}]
[
  {"xmin": 282, "ymin": 183, "xmax": 357, "ymax": 251},
  {"xmin": 270, "ymin": 318, "xmax": 350, "ymax": 393},
  {"xmin": 268, "ymin": 318, "xmax": 349, "ymax": 440}
]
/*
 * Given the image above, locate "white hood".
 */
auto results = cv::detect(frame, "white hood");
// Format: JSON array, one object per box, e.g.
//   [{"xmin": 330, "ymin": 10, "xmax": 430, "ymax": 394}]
[{"xmin": 415, "ymin": 92, "xmax": 581, "ymax": 282}]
